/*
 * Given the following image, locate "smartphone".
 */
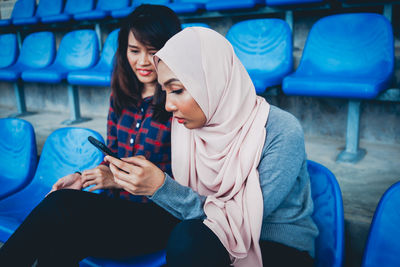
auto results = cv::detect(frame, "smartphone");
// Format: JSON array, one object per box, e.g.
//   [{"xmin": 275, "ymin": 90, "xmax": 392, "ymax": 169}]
[{"xmin": 88, "ymin": 136, "xmax": 120, "ymax": 159}]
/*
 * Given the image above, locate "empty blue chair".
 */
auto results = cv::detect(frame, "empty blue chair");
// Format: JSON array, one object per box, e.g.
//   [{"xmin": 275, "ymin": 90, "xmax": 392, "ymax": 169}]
[
  {"xmin": 73, "ymin": 0, "xmax": 130, "ymax": 21},
  {"xmin": 0, "ymin": 32, "xmax": 55, "ymax": 116},
  {"xmin": 0, "ymin": 34, "xmax": 18, "ymax": 69},
  {"xmin": 308, "ymin": 160, "xmax": 344, "ymax": 267},
  {"xmin": 10, "ymin": 0, "xmax": 36, "ymax": 26},
  {"xmin": 182, "ymin": 22, "xmax": 210, "ymax": 28},
  {"xmin": 265, "ymin": 0, "xmax": 324, "ymax": 6},
  {"xmin": 22, "ymin": 30, "xmax": 99, "ymax": 125},
  {"xmin": 206, "ymin": 0, "xmax": 264, "ymax": 11},
  {"xmin": 40, "ymin": 0, "xmax": 95, "ymax": 24},
  {"xmin": 0, "ymin": 127, "xmax": 104, "ymax": 243},
  {"xmin": 283, "ymin": 13, "xmax": 394, "ymax": 163},
  {"xmin": 0, "ymin": 118, "xmax": 37, "ymax": 200},
  {"xmin": 361, "ymin": 181, "xmax": 400, "ymax": 267},
  {"xmin": 226, "ymin": 18, "xmax": 292, "ymax": 94},
  {"xmin": 68, "ymin": 29, "xmax": 119, "ymax": 86},
  {"xmin": 167, "ymin": 0, "xmax": 206, "ymax": 14},
  {"xmin": 27, "ymin": 0, "xmax": 65, "ymax": 24}
]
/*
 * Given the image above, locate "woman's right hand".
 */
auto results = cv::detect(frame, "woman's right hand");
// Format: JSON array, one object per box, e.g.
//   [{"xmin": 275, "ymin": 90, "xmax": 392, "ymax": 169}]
[
  {"xmin": 81, "ymin": 165, "xmax": 121, "ymax": 192},
  {"xmin": 48, "ymin": 172, "xmax": 83, "ymax": 195}
]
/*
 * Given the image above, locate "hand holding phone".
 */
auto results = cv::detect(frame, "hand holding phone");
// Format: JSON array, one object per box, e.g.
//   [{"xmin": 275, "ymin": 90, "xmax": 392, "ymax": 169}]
[{"xmin": 88, "ymin": 136, "xmax": 120, "ymax": 159}]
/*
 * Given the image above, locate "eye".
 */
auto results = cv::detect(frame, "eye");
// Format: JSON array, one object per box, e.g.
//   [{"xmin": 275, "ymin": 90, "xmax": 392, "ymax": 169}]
[
  {"xmin": 171, "ymin": 89, "xmax": 183, "ymax": 94},
  {"xmin": 149, "ymin": 51, "xmax": 157, "ymax": 56},
  {"xmin": 129, "ymin": 49, "xmax": 139, "ymax": 54}
]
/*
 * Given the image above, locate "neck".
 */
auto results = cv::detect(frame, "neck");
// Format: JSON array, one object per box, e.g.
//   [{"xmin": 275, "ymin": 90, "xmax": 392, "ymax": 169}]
[{"xmin": 142, "ymin": 82, "xmax": 156, "ymax": 98}]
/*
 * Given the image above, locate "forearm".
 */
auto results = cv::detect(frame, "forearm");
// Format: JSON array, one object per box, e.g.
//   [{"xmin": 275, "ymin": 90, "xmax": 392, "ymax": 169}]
[{"xmin": 149, "ymin": 174, "xmax": 206, "ymax": 220}]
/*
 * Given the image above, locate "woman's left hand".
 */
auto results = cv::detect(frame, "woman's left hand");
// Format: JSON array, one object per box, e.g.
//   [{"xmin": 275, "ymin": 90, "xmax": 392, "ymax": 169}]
[{"xmin": 105, "ymin": 155, "xmax": 165, "ymax": 196}]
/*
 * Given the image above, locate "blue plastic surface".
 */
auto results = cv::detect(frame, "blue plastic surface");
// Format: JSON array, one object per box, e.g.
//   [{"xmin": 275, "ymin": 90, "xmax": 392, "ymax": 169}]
[
  {"xmin": 67, "ymin": 29, "xmax": 119, "ymax": 86},
  {"xmin": 283, "ymin": 13, "xmax": 394, "ymax": 99},
  {"xmin": 167, "ymin": 0, "xmax": 206, "ymax": 14},
  {"xmin": 206, "ymin": 0, "xmax": 264, "ymax": 11},
  {"xmin": 73, "ymin": 0, "xmax": 130, "ymax": 21},
  {"xmin": 308, "ymin": 160, "xmax": 344, "ymax": 267},
  {"xmin": 41, "ymin": 0, "xmax": 95, "ymax": 24},
  {"xmin": 226, "ymin": 18, "xmax": 292, "ymax": 94},
  {"xmin": 0, "ymin": 34, "xmax": 18, "ymax": 69},
  {"xmin": 361, "ymin": 181, "xmax": 400, "ymax": 267},
  {"xmin": 0, "ymin": 118, "xmax": 37, "ymax": 200},
  {"xmin": 0, "ymin": 128, "xmax": 105, "ymax": 243},
  {"xmin": 81, "ymin": 250, "xmax": 166, "ymax": 267},
  {"xmin": 111, "ymin": 3, "xmax": 135, "ymax": 19},
  {"xmin": 33, "ymin": 0, "xmax": 65, "ymax": 24},
  {"xmin": 265, "ymin": 0, "xmax": 324, "ymax": 6},
  {"xmin": 11, "ymin": 0, "xmax": 36, "ymax": 26},
  {"xmin": 21, "ymin": 30, "xmax": 99, "ymax": 83},
  {"xmin": 0, "ymin": 32, "xmax": 55, "ymax": 82},
  {"xmin": 182, "ymin": 22, "xmax": 210, "ymax": 29}
]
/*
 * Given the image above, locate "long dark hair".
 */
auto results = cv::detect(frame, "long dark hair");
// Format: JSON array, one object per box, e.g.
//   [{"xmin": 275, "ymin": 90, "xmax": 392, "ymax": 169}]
[{"xmin": 111, "ymin": 4, "xmax": 181, "ymax": 121}]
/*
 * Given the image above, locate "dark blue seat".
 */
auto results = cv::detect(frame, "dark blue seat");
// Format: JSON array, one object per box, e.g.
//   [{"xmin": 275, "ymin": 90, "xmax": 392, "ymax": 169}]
[
  {"xmin": 182, "ymin": 22, "xmax": 210, "ymax": 29},
  {"xmin": 27, "ymin": 0, "xmax": 65, "ymax": 24},
  {"xmin": 307, "ymin": 160, "xmax": 344, "ymax": 267},
  {"xmin": 206, "ymin": 0, "xmax": 264, "ymax": 11},
  {"xmin": 67, "ymin": 29, "xmax": 119, "ymax": 86},
  {"xmin": 0, "ymin": 127, "xmax": 105, "ymax": 243},
  {"xmin": 283, "ymin": 13, "xmax": 394, "ymax": 163},
  {"xmin": 0, "ymin": 31, "xmax": 55, "ymax": 116},
  {"xmin": 167, "ymin": 0, "xmax": 207, "ymax": 14},
  {"xmin": 40, "ymin": 0, "xmax": 95, "ymax": 24},
  {"xmin": 10, "ymin": 0, "xmax": 36, "ymax": 26},
  {"xmin": 226, "ymin": 18, "xmax": 292, "ymax": 94},
  {"xmin": 73, "ymin": 0, "xmax": 130, "ymax": 21},
  {"xmin": 361, "ymin": 181, "xmax": 400, "ymax": 267},
  {"xmin": 0, "ymin": 118, "xmax": 37, "ymax": 200},
  {"xmin": 111, "ymin": 0, "xmax": 169, "ymax": 19},
  {"xmin": 0, "ymin": 34, "xmax": 18, "ymax": 69},
  {"xmin": 265, "ymin": 0, "xmax": 324, "ymax": 6},
  {"xmin": 22, "ymin": 30, "xmax": 99, "ymax": 125}
]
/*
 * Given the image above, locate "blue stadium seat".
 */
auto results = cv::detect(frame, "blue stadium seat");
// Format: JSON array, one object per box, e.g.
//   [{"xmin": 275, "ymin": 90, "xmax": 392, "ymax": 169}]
[
  {"xmin": 226, "ymin": 18, "xmax": 292, "ymax": 94},
  {"xmin": 0, "ymin": 34, "xmax": 18, "ymax": 69},
  {"xmin": 283, "ymin": 13, "xmax": 394, "ymax": 163},
  {"xmin": 308, "ymin": 160, "xmax": 344, "ymax": 267},
  {"xmin": 361, "ymin": 181, "xmax": 400, "ymax": 267},
  {"xmin": 31, "ymin": 0, "xmax": 65, "ymax": 24},
  {"xmin": 265, "ymin": 0, "xmax": 324, "ymax": 6},
  {"xmin": 167, "ymin": 0, "xmax": 207, "ymax": 14},
  {"xmin": 40, "ymin": 0, "xmax": 95, "ymax": 24},
  {"xmin": 111, "ymin": 2, "xmax": 136, "ymax": 19},
  {"xmin": 206, "ymin": 0, "xmax": 264, "ymax": 11},
  {"xmin": 0, "ymin": 118, "xmax": 37, "ymax": 200},
  {"xmin": 0, "ymin": 127, "xmax": 105, "ymax": 243},
  {"xmin": 22, "ymin": 30, "xmax": 99, "ymax": 125},
  {"xmin": 67, "ymin": 29, "xmax": 119, "ymax": 86},
  {"xmin": 10, "ymin": 0, "xmax": 36, "ymax": 26},
  {"xmin": 182, "ymin": 22, "xmax": 210, "ymax": 28},
  {"xmin": 73, "ymin": 0, "xmax": 130, "ymax": 21},
  {"xmin": 0, "ymin": 31, "xmax": 55, "ymax": 116}
]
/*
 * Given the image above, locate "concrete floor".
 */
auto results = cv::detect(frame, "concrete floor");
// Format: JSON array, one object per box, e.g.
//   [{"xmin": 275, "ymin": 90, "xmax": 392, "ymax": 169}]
[{"xmin": 0, "ymin": 106, "xmax": 399, "ymax": 267}]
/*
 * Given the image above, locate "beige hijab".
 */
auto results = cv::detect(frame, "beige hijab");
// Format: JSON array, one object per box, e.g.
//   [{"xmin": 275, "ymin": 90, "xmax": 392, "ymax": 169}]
[{"xmin": 155, "ymin": 27, "xmax": 270, "ymax": 266}]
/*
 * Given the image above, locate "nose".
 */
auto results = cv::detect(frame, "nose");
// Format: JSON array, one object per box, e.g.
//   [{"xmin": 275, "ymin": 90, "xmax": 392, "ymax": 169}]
[
  {"xmin": 138, "ymin": 52, "xmax": 150, "ymax": 65},
  {"xmin": 165, "ymin": 95, "xmax": 177, "ymax": 113}
]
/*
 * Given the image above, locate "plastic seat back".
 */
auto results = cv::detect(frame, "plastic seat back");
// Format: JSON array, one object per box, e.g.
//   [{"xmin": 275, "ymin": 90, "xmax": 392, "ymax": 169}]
[
  {"xmin": 298, "ymin": 13, "xmax": 393, "ymax": 80},
  {"xmin": 35, "ymin": 0, "xmax": 64, "ymax": 18},
  {"xmin": 182, "ymin": 22, "xmax": 210, "ymax": 29},
  {"xmin": 96, "ymin": 0, "xmax": 130, "ymax": 11},
  {"xmin": 97, "ymin": 29, "xmax": 119, "ymax": 70},
  {"xmin": 0, "ymin": 34, "xmax": 18, "ymax": 68},
  {"xmin": 226, "ymin": 18, "xmax": 292, "ymax": 93},
  {"xmin": 266, "ymin": 0, "xmax": 324, "ymax": 5},
  {"xmin": 55, "ymin": 30, "xmax": 99, "ymax": 70},
  {"xmin": 361, "ymin": 181, "xmax": 400, "ymax": 267},
  {"xmin": 64, "ymin": 0, "xmax": 95, "ymax": 15},
  {"xmin": 0, "ymin": 118, "xmax": 37, "ymax": 200},
  {"xmin": 308, "ymin": 160, "xmax": 344, "ymax": 267},
  {"xmin": 10, "ymin": 0, "xmax": 36, "ymax": 20},
  {"xmin": 0, "ymin": 128, "xmax": 104, "ymax": 223},
  {"xmin": 18, "ymin": 31, "xmax": 56, "ymax": 69}
]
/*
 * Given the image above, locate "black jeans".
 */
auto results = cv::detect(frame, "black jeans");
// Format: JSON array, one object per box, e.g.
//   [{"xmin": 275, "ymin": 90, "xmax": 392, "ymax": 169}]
[{"xmin": 0, "ymin": 189, "xmax": 313, "ymax": 267}]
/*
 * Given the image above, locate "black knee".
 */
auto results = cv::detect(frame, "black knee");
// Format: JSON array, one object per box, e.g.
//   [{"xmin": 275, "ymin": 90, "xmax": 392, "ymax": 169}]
[{"xmin": 166, "ymin": 219, "xmax": 230, "ymax": 267}]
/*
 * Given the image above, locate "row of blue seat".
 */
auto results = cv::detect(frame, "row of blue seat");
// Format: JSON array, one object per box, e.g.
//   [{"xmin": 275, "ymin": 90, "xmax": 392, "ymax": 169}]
[
  {"xmin": 0, "ymin": 0, "xmax": 326, "ymax": 27},
  {"xmin": 2, "ymin": 117, "xmax": 400, "ymax": 267}
]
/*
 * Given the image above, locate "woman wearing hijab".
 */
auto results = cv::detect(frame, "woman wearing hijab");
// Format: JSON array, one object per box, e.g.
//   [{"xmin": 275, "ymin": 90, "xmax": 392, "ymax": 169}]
[{"xmin": 106, "ymin": 27, "xmax": 319, "ymax": 267}]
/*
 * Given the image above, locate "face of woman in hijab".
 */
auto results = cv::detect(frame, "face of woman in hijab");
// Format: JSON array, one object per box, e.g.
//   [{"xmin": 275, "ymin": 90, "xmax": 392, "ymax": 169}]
[{"xmin": 157, "ymin": 60, "xmax": 207, "ymax": 129}]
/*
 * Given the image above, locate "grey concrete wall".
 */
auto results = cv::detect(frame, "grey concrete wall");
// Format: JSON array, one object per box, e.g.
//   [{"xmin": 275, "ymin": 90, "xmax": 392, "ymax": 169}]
[{"xmin": 1, "ymin": 4, "xmax": 399, "ymax": 144}]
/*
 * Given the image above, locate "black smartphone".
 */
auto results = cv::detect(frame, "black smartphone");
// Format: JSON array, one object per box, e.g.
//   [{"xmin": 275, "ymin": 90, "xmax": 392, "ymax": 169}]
[{"xmin": 88, "ymin": 136, "xmax": 120, "ymax": 159}]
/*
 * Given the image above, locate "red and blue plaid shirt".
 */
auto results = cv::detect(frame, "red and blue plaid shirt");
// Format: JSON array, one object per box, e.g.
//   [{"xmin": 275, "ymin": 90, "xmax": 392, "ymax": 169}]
[{"xmin": 102, "ymin": 94, "xmax": 172, "ymax": 202}]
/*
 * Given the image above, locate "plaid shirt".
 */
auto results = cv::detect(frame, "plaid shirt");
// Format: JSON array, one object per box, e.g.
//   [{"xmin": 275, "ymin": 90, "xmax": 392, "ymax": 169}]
[{"xmin": 102, "ymin": 95, "xmax": 172, "ymax": 202}]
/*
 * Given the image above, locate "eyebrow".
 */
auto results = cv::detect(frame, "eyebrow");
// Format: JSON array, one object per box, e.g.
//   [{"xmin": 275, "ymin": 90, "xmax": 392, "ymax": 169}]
[
  {"xmin": 128, "ymin": 44, "xmax": 157, "ymax": 50},
  {"xmin": 163, "ymin": 78, "xmax": 181, "ymax": 87}
]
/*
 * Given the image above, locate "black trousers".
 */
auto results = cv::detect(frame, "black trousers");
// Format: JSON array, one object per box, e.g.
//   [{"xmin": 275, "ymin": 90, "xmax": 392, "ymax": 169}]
[{"xmin": 0, "ymin": 189, "xmax": 313, "ymax": 267}]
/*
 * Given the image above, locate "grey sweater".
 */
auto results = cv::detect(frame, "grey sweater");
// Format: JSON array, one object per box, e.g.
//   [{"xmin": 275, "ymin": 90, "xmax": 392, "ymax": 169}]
[{"xmin": 149, "ymin": 105, "xmax": 319, "ymax": 257}]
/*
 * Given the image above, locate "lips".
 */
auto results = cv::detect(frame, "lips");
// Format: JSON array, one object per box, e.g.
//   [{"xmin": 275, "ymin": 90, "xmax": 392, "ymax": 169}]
[
  {"xmin": 175, "ymin": 117, "xmax": 185, "ymax": 124},
  {"xmin": 137, "ymin": 69, "xmax": 153, "ymax": 76}
]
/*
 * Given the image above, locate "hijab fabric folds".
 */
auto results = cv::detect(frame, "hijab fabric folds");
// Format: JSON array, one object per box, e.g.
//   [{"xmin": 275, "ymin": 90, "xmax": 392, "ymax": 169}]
[{"xmin": 155, "ymin": 27, "xmax": 270, "ymax": 266}]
